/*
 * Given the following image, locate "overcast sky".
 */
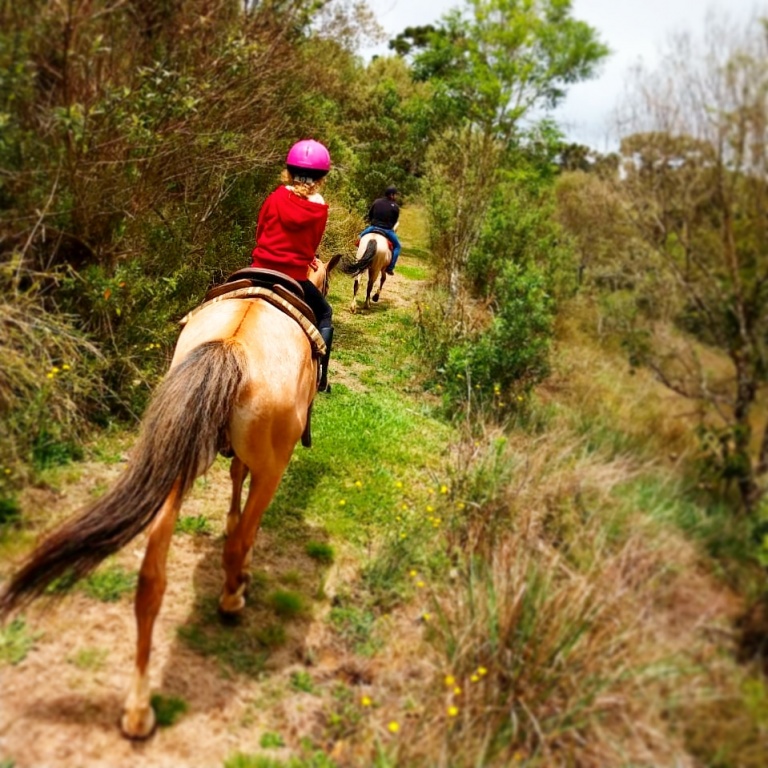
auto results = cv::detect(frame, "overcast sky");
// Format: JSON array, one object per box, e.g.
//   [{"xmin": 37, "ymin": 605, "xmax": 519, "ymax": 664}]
[{"xmin": 362, "ymin": 0, "xmax": 766, "ymax": 150}]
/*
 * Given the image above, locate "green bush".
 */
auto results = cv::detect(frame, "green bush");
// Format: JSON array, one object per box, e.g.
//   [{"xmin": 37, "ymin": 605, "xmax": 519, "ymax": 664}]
[{"xmin": 445, "ymin": 261, "xmax": 554, "ymax": 405}]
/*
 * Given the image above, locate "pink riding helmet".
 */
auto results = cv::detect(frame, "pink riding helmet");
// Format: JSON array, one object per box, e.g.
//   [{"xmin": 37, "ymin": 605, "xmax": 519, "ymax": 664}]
[{"xmin": 286, "ymin": 139, "xmax": 331, "ymax": 179}]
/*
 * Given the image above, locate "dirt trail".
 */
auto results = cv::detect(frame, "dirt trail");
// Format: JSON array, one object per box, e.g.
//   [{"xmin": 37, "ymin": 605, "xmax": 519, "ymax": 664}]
[{"xmin": 0, "ymin": 226, "xmax": 429, "ymax": 768}]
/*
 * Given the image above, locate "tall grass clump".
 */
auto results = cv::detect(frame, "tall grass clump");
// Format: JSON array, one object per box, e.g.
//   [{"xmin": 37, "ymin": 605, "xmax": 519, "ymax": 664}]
[
  {"xmin": 370, "ymin": 423, "xmax": 763, "ymax": 767},
  {"xmin": 0, "ymin": 281, "xmax": 106, "ymax": 477}
]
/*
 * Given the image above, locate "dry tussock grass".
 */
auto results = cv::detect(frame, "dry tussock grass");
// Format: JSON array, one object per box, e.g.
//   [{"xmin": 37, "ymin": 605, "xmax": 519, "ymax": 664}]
[{"xmin": 381, "ymin": 409, "xmax": 751, "ymax": 767}]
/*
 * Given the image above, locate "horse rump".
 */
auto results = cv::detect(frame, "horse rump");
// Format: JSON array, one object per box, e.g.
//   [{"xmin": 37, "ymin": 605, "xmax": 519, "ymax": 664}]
[{"xmin": 341, "ymin": 239, "xmax": 377, "ymax": 276}]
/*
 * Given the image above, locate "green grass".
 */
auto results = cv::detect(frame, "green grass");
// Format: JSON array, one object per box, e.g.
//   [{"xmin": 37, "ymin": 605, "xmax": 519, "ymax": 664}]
[
  {"xmin": 81, "ymin": 565, "xmax": 137, "ymax": 602},
  {"xmin": 150, "ymin": 693, "xmax": 188, "ymax": 727},
  {"xmin": 175, "ymin": 513, "xmax": 213, "ymax": 536},
  {"xmin": 289, "ymin": 670, "xmax": 315, "ymax": 693},
  {"xmin": 67, "ymin": 646, "xmax": 108, "ymax": 671},
  {"xmin": 305, "ymin": 541, "xmax": 334, "ymax": 564},
  {"xmin": 394, "ymin": 263, "xmax": 429, "ymax": 281},
  {"xmin": 328, "ymin": 604, "xmax": 380, "ymax": 656},
  {"xmin": 255, "ymin": 623, "xmax": 286, "ymax": 649},
  {"xmin": 178, "ymin": 621, "xmax": 269, "ymax": 678},
  {"xmin": 176, "ymin": 595, "xmax": 278, "ymax": 676},
  {"xmin": 268, "ymin": 590, "xmax": 305, "ymax": 618},
  {"xmin": 265, "ymin": 382, "xmax": 452, "ymax": 546},
  {"xmin": 0, "ymin": 617, "xmax": 37, "ymax": 665},
  {"xmin": 222, "ymin": 752, "xmax": 338, "ymax": 768},
  {"xmin": 260, "ymin": 731, "xmax": 286, "ymax": 748}
]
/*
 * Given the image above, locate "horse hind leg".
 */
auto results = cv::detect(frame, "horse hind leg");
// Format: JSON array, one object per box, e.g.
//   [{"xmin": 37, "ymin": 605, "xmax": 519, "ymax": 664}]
[
  {"xmin": 350, "ymin": 277, "xmax": 359, "ymax": 314},
  {"xmin": 219, "ymin": 462, "xmax": 285, "ymax": 615},
  {"xmin": 364, "ymin": 272, "xmax": 376, "ymax": 309},
  {"xmin": 372, "ymin": 271, "xmax": 387, "ymax": 303},
  {"xmin": 121, "ymin": 481, "xmax": 183, "ymax": 739},
  {"xmin": 226, "ymin": 456, "xmax": 248, "ymax": 537},
  {"xmin": 226, "ymin": 456, "xmax": 253, "ymax": 577}
]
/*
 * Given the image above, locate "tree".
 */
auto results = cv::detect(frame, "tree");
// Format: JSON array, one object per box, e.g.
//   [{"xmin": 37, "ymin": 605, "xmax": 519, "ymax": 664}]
[
  {"xmin": 410, "ymin": 0, "xmax": 609, "ymax": 297},
  {"xmin": 615, "ymin": 15, "xmax": 768, "ymax": 512}
]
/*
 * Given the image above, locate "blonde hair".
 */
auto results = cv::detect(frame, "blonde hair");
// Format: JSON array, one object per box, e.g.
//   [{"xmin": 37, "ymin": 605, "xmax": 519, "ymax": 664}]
[{"xmin": 281, "ymin": 169, "xmax": 326, "ymax": 199}]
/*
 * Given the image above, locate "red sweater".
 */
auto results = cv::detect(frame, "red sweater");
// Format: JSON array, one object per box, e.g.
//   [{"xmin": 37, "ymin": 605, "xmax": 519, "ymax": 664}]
[{"xmin": 251, "ymin": 185, "xmax": 329, "ymax": 281}]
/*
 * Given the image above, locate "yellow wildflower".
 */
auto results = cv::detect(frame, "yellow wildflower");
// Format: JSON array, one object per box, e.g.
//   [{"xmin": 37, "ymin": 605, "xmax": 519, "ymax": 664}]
[
  {"xmin": 447, "ymin": 706, "xmax": 459, "ymax": 717},
  {"xmin": 338, "ymin": 499, "xmax": 346, "ymax": 506},
  {"xmin": 361, "ymin": 696, "xmax": 372, "ymax": 707},
  {"xmin": 387, "ymin": 721, "xmax": 400, "ymax": 733},
  {"xmin": 471, "ymin": 674, "xmax": 479, "ymax": 683},
  {"xmin": 444, "ymin": 675, "xmax": 455, "ymax": 686},
  {"xmin": 453, "ymin": 687, "xmax": 462, "ymax": 695},
  {"xmin": 440, "ymin": 484, "xmax": 448, "ymax": 494},
  {"xmin": 478, "ymin": 666, "xmax": 488, "ymax": 676}
]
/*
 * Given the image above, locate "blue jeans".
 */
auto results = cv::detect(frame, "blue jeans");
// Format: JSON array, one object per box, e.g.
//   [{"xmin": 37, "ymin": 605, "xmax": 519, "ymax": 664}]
[{"xmin": 360, "ymin": 226, "xmax": 401, "ymax": 271}]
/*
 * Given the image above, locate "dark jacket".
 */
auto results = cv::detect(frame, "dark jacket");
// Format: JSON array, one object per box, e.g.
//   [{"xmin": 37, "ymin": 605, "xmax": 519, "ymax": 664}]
[{"xmin": 367, "ymin": 196, "xmax": 399, "ymax": 230}]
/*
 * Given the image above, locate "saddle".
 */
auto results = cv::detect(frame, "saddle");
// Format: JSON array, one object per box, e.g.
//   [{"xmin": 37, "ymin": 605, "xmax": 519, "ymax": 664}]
[
  {"xmin": 204, "ymin": 268, "xmax": 316, "ymax": 325},
  {"xmin": 180, "ymin": 268, "xmax": 326, "ymax": 451},
  {"xmin": 358, "ymin": 229, "xmax": 394, "ymax": 251}
]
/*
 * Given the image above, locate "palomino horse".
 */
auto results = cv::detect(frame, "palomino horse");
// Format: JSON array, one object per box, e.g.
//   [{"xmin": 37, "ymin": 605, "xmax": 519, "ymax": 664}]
[
  {"xmin": 0, "ymin": 258, "xmax": 339, "ymax": 739},
  {"xmin": 342, "ymin": 231, "xmax": 392, "ymax": 313}
]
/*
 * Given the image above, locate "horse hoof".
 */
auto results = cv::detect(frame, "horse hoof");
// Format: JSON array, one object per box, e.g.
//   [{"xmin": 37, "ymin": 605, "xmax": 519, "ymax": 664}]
[
  {"xmin": 372, "ymin": 294, "xmax": 379, "ymax": 302},
  {"xmin": 219, "ymin": 590, "xmax": 246, "ymax": 616},
  {"xmin": 121, "ymin": 705, "xmax": 157, "ymax": 740}
]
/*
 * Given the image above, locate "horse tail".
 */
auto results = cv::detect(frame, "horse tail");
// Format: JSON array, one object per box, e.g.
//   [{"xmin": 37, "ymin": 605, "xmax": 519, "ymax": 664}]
[
  {"xmin": 0, "ymin": 339, "xmax": 247, "ymax": 618},
  {"xmin": 341, "ymin": 238, "xmax": 378, "ymax": 276}
]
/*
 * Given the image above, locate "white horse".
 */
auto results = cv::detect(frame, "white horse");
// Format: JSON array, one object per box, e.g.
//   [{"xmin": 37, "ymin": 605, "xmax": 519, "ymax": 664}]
[{"xmin": 342, "ymin": 231, "xmax": 394, "ymax": 313}]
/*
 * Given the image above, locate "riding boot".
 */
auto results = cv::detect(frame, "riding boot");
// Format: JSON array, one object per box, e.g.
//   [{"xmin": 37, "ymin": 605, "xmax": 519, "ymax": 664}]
[{"xmin": 318, "ymin": 325, "xmax": 334, "ymax": 393}]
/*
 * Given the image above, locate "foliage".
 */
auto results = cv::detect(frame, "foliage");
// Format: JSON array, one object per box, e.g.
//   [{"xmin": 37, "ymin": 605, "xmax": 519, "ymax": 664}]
[
  {"xmin": 609, "ymin": 18, "xmax": 768, "ymax": 512},
  {"xmin": 408, "ymin": 0, "xmax": 609, "ymax": 138},
  {"xmin": 412, "ymin": 0, "xmax": 607, "ymax": 296},
  {"xmin": 443, "ymin": 262, "xmax": 554, "ymax": 410},
  {"xmin": 419, "ymin": 138, "xmax": 565, "ymax": 416}
]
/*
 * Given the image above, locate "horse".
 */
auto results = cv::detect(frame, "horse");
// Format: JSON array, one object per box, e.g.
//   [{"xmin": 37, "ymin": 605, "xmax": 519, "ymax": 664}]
[
  {"xmin": 0, "ymin": 258, "xmax": 340, "ymax": 740},
  {"xmin": 341, "ymin": 231, "xmax": 393, "ymax": 313}
]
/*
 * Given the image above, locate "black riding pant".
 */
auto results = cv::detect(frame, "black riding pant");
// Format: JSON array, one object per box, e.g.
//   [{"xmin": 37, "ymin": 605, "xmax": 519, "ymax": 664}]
[{"xmin": 299, "ymin": 280, "xmax": 332, "ymax": 330}]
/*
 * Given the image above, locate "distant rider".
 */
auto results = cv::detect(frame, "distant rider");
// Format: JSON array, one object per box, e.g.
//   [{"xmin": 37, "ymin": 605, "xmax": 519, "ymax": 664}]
[
  {"xmin": 251, "ymin": 139, "xmax": 335, "ymax": 392},
  {"xmin": 359, "ymin": 185, "xmax": 401, "ymax": 275}
]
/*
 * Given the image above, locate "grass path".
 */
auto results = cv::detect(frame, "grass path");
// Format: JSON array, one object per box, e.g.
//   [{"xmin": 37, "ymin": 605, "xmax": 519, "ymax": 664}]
[{"xmin": 0, "ymin": 206, "xmax": 459, "ymax": 768}]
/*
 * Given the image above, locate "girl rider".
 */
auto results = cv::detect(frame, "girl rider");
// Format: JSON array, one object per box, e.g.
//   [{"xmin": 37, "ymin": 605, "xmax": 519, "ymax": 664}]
[{"xmin": 251, "ymin": 139, "xmax": 334, "ymax": 392}]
